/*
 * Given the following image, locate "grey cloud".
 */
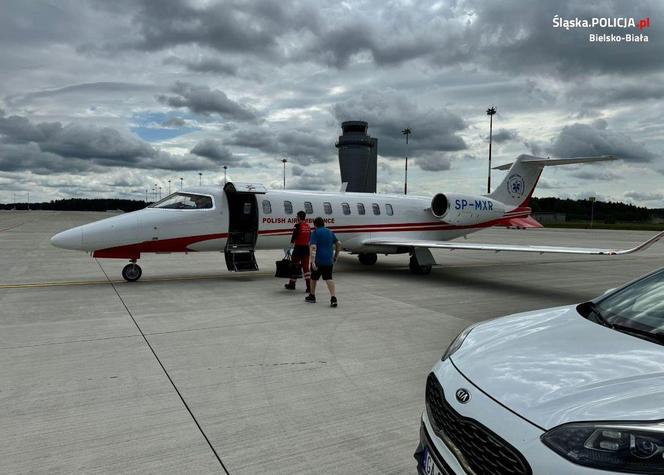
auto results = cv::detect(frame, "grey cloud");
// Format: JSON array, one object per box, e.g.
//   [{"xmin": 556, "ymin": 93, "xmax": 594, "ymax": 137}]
[
  {"xmin": 227, "ymin": 126, "xmax": 334, "ymax": 166},
  {"xmin": 289, "ymin": 165, "xmax": 339, "ymax": 190},
  {"xmin": 416, "ymin": 155, "xmax": 452, "ymax": 172},
  {"xmin": 191, "ymin": 139, "xmax": 234, "ymax": 161},
  {"xmin": 157, "ymin": 81, "xmax": 257, "ymax": 120},
  {"xmin": 161, "ymin": 117, "xmax": 186, "ymax": 128},
  {"xmin": 333, "ymin": 91, "xmax": 467, "ymax": 160},
  {"xmin": 624, "ymin": 191, "xmax": 664, "ymax": 202},
  {"xmin": 458, "ymin": 0, "xmax": 664, "ymax": 77},
  {"xmin": 40, "ymin": 123, "xmax": 153, "ymax": 162},
  {"xmin": 0, "ymin": 115, "xmax": 51, "ymax": 143},
  {"xmin": 6, "ymin": 82, "xmax": 157, "ymax": 107},
  {"xmin": 490, "ymin": 128, "xmax": 520, "ymax": 143},
  {"xmin": 113, "ymin": 0, "xmax": 319, "ymax": 58},
  {"xmin": 566, "ymin": 81, "xmax": 664, "ymax": 108},
  {"xmin": 0, "ymin": 114, "xmax": 222, "ymax": 173},
  {"xmin": 548, "ymin": 122, "xmax": 656, "ymax": 162},
  {"xmin": 163, "ymin": 55, "xmax": 238, "ymax": 75},
  {"xmin": 571, "ymin": 169, "xmax": 622, "ymax": 181},
  {"xmin": 537, "ymin": 178, "xmax": 564, "ymax": 190}
]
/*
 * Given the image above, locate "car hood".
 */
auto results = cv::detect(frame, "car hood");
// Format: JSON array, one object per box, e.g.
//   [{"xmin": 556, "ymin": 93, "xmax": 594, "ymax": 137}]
[{"xmin": 452, "ymin": 306, "xmax": 664, "ymax": 429}]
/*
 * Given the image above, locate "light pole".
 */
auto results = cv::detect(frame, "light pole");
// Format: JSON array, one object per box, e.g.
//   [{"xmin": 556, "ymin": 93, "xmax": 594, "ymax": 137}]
[
  {"xmin": 486, "ymin": 106, "xmax": 497, "ymax": 193},
  {"xmin": 198, "ymin": 172, "xmax": 202, "ymax": 186},
  {"xmin": 158, "ymin": 186, "xmax": 162, "ymax": 200},
  {"xmin": 281, "ymin": 158, "xmax": 287, "ymax": 189},
  {"xmin": 402, "ymin": 128, "xmax": 411, "ymax": 194},
  {"xmin": 589, "ymin": 196, "xmax": 596, "ymax": 229},
  {"xmin": 154, "ymin": 183, "xmax": 158, "ymax": 201},
  {"xmin": 223, "ymin": 166, "xmax": 228, "ymax": 184},
  {"xmin": 168, "ymin": 179, "xmax": 171, "ymax": 195},
  {"xmin": 179, "ymin": 177, "xmax": 183, "ymax": 191},
  {"xmin": 145, "ymin": 189, "xmax": 148, "ymax": 202}
]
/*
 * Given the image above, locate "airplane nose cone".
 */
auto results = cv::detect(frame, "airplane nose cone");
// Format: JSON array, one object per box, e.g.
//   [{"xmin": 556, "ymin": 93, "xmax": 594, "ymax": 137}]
[{"xmin": 50, "ymin": 228, "xmax": 83, "ymax": 250}]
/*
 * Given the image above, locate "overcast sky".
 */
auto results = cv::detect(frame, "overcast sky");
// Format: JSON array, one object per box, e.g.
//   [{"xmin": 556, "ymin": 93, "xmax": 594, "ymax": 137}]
[{"xmin": 1, "ymin": 0, "xmax": 663, "ymax": 206}]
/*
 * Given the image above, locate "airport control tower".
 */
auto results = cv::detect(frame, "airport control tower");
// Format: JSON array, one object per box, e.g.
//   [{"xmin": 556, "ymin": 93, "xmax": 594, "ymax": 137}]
[{"xmin": 335, "ymin": 121, "xmax": 377, "ymax": 193}]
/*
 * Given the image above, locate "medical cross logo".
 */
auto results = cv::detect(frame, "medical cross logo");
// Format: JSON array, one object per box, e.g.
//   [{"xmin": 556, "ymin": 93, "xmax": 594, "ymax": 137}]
[{"xmin": 507, "ymin": 174, "xmax": 525, "ymax": 200}]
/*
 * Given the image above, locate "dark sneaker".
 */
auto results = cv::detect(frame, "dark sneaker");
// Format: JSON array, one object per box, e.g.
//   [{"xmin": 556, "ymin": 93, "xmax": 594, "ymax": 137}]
[
  {"xmin": 305, "ymin": 294, "xmax": 316, "ymax": 303},
  {"xmin": 284, "ymin": 282, "xmax": 296, "ymax": 290},
  {"xmin": 330, "ymin": 296, "xmax": 338, "ymax": 308}
]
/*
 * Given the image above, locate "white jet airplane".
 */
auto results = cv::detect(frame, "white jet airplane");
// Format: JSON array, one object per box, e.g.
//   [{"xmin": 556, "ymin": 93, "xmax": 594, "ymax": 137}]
[{"xmin": 51, "ymin": 155, "xmax": 664, "ymax": 281}]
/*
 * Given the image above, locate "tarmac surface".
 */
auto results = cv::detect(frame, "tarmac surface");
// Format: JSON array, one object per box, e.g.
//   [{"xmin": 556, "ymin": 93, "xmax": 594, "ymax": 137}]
[{"xmin": 1, "ymin": 210, "xmax": 663, "ymax": 474}]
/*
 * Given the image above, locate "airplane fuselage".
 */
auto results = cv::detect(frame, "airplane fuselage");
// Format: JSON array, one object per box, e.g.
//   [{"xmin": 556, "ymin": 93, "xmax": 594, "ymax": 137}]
[{"xmin": 51, "ymin": 186, "xmax": 523, "ymax": 260}]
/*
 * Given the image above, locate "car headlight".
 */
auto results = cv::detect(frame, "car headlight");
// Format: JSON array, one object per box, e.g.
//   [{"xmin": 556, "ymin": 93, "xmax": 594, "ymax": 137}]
[
  {"xmin": 441, "ymin": 323, "xmax": 478, "ymax": 361},
  {"xmin": 541, "ymin": 421, "xmax": 664, "ymax": 474}
]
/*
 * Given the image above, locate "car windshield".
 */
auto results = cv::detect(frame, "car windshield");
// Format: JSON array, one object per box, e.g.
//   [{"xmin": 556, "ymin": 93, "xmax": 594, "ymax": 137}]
[
  {"xmin": 594, "ymin": 270, "xmax": 664, "ymax": 338},
  {"xmin": 149, "ymin": 193, "xmax": 213, "ymax": 209}
]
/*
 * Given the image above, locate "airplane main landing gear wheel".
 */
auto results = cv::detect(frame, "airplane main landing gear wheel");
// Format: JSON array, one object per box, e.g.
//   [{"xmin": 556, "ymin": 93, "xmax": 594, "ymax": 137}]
[
  {"xmin": 122, "ymin": 263, "xmax": 142, "ymax": 282},
  {"xmin": 409, "ymin": 255, "xmax": 432, "ymax": 275},
  {"xmin": 358, "ymin": 252, "xmax": 378, "ymax": 265}
]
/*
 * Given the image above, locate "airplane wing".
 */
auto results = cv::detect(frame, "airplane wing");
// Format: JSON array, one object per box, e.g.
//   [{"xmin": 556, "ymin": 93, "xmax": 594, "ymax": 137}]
[{"xmin": 363, "ymin": 230, "xmax": 664, "ymax": 256}]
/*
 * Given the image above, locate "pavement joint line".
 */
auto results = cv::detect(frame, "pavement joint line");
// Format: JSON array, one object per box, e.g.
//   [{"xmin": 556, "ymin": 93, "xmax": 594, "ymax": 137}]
[
  {"xmin": 0, "ymin": 255, "xmax": 652, "ymax": 291},
  {"xmin": 0, "ymin": 216, "xmax": 39, "ymax": 233},
  {"xmin": 0, "ymin": 333, "xmax": 142, "ymax": 351},
  {"xmin": 95, "ymin": 259, "xmax": 231, "ymax": 475}
]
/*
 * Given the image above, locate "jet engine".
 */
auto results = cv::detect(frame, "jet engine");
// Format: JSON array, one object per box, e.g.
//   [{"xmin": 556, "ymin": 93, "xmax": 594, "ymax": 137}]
[{"xmin": 430, "ymin": 193, "xmax": 506, "ymax": 226}]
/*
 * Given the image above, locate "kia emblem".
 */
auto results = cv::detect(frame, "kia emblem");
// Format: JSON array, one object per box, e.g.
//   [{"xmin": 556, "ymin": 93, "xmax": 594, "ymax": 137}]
[{"xmin": 456, "ymin": 388, "xmax": 471, "ymax": 404}]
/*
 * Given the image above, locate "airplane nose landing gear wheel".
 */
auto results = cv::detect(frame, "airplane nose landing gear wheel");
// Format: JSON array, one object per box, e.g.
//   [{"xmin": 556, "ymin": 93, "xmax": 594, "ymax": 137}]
[{"xmin": 122, "ymin": 263, "xmax": 142, "ymax": 282}]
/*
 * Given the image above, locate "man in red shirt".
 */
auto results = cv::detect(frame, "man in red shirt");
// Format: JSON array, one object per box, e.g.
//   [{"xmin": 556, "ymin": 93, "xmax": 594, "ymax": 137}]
[{"xmin": 285, "ymin": 211, "xmax": 312, "ymax": 294}]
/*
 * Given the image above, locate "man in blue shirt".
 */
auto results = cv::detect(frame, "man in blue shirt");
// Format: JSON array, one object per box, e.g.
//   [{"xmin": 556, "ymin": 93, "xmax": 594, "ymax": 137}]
[{"xmin": 306, "ymin": 217, "xmax": 341, "ymax": 307}]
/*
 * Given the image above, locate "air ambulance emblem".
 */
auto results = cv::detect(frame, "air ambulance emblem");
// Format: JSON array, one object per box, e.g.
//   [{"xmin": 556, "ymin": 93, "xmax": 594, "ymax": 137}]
[{"xmin": 507, "ymin": 174, "xmax": 525, "ymax": 199}]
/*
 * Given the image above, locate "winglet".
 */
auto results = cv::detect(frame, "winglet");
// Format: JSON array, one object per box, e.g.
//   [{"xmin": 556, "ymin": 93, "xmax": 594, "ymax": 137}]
[{"xmin": 613, "ymin": 230, "xmax": 664, "ymax": 255}]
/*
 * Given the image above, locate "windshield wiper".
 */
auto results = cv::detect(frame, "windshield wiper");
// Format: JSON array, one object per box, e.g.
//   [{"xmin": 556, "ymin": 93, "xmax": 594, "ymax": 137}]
[
  {"xmin": 584, "ymin": 302, "xmax": 611, "ymax": 327},
  {"xmin": 610, "ymin": 323, "xmax": 664, "ymax": 346}
]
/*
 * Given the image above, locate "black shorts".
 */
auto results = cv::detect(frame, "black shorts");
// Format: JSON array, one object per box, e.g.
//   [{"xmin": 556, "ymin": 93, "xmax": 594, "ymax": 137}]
[
  {"xmin": 291, "ymin": 245, "xmax": 309, "ymax": 257},
  {"xmin": 311, "ymin": 264, "xmax": 333, "ymax": 281}
]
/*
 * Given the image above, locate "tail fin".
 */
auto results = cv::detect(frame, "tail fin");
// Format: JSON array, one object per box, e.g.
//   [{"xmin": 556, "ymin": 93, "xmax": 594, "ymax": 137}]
[{"xmin": 489, "ymin": 154, "xmax": 615, "ymax": 208}]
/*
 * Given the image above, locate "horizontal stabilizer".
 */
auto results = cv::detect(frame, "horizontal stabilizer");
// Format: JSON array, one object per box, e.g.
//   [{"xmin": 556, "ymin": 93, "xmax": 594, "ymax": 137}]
[
  {"xmin": 493, "ymin": 155, "xmax": 616, "ymax": 170},
  {"xmin": 364, "ymin": 230, "xmax": 664, "ymax": 256}
]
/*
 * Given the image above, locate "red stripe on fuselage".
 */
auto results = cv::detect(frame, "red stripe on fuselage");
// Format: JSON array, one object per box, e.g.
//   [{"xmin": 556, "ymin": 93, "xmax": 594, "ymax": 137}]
[
  {"xmin": 92, "ymin": 210, "xmax": 534, "ymax": 258},
  {"xmin": 92, "ymin": 232, "xmax": 229, "ymax": 259}
]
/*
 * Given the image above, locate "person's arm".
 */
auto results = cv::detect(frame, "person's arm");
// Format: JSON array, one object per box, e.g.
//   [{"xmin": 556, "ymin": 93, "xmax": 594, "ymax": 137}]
[
  {"xmin": 290, "ymin": 223, "xmax": 299, "ymax": 244},
  {"xmin": 309, "ymin": 231, "xmax": 317, "ymax": 269},
  {"xmin": 333, "ymin": 235, "xmax": 341, "ymax": 262}
]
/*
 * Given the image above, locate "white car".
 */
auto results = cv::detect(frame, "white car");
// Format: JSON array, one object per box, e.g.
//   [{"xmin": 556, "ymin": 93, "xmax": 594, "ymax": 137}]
[{"xmin": 415, "ymin": 268, "xmax": 664, "ymax": 475}]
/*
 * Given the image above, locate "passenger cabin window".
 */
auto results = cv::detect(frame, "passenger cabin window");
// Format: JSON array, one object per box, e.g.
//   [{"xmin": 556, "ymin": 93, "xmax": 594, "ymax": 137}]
[
  {"xmin": 342, "ymin": 203, "xmax": 351, "ymax": 215},
  {"xmin": 372, "ymin": 203, "xmax": 381, "ymax": 215},
  {"xmin": 262, "ymin": 200, "xmax": 272, "ymax": 214},
  {"xmin": 243, "ymin": 203, "xmax": 252, "ymax": 215},
  {"xmin": 324, "ymin": 202, "xmax": 333, "ymax": 215},
  {"xmin": 357, "ymin": 203, "xmax": 366, "ymax": 215},
  {"xmin": 386, "ymin": 204, "xmax": 394, "ymax": 216},
  {"xmin": 284, "ymin": 201, "xmax": 293, "ymax": 215},
  {"xmin": 304, "ymin": 201, "xmax": 314, "ymax": 214},
  {"xmin": 150, "ymin": 193, "xmax": 213, "ymax": 210}
]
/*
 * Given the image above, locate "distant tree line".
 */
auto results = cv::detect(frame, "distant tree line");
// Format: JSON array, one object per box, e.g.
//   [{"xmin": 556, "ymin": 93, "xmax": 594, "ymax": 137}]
[{"xmin": 531, "ymin": 197, "xmax": 664, "ymax": 223}]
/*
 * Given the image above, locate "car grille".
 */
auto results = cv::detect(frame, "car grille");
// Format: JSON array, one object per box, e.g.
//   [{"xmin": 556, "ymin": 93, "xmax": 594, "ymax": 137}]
[{"xmin": 426, "ymin": 373, "xmax": 532, "ymax": 475}]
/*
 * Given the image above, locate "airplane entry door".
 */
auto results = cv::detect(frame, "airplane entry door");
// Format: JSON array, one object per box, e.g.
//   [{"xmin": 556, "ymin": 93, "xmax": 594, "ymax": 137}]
[{"xmin": 223, "ymin": 182, "xmax": 266, "ymax": 271}]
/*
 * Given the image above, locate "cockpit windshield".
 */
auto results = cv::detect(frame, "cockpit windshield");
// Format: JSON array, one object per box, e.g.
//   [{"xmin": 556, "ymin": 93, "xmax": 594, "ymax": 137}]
[{"xmin": 149, "ymin": 193, "xmax": 213, "ymax": 210}]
